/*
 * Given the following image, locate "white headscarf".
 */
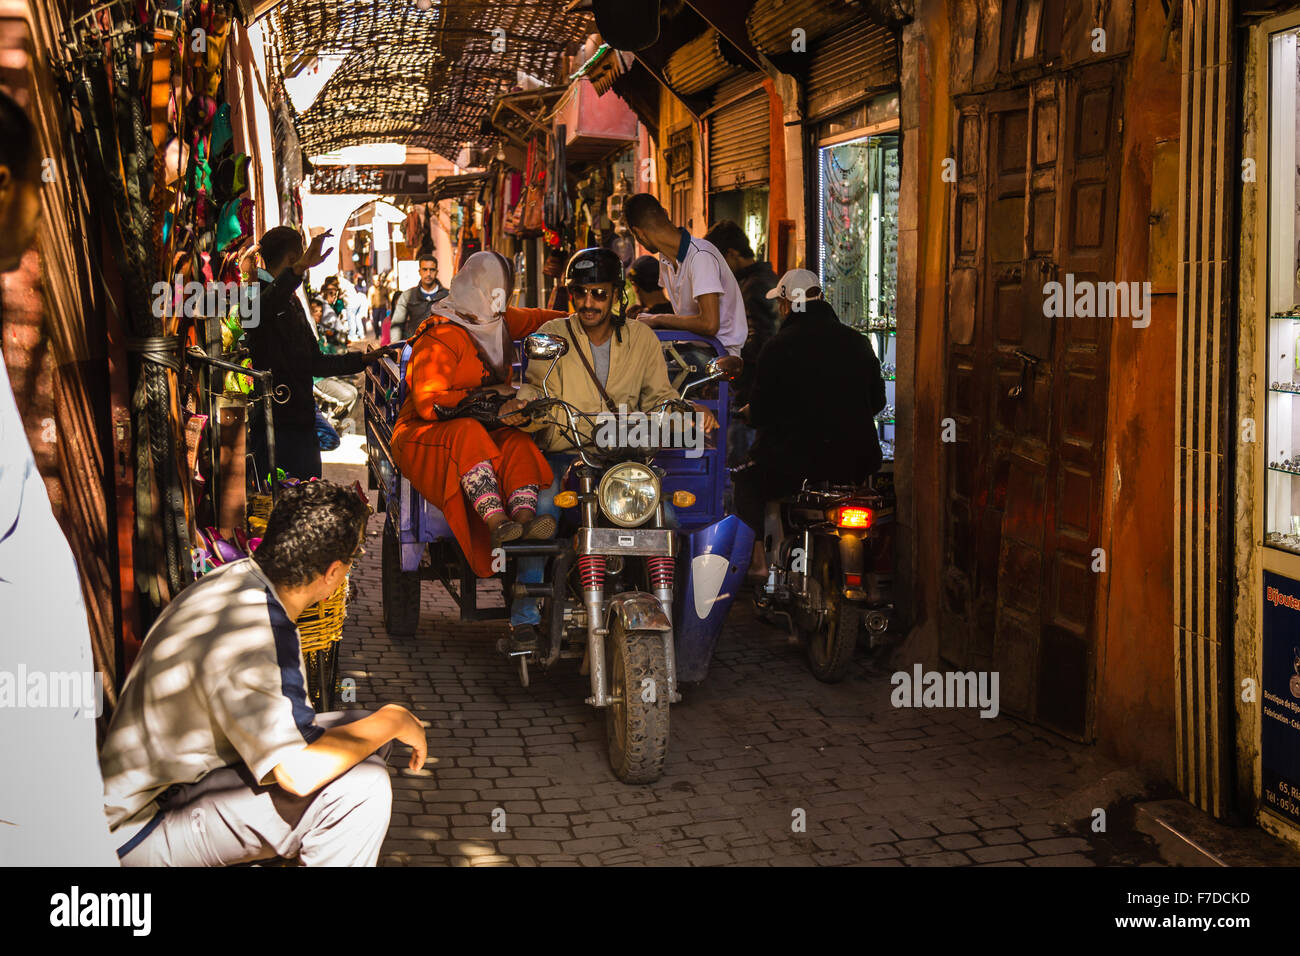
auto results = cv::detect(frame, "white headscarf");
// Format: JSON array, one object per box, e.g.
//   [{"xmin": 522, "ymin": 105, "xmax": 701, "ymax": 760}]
[{"xmin": 427, "ymin": 251, "xmax": 514, "ymax": 384}]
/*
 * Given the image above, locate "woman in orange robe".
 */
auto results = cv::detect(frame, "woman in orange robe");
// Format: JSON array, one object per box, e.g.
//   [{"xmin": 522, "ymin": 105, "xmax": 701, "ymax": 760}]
[{"xmin": 390, "ymin": 252, "xmax": 564, "ymax": 578}]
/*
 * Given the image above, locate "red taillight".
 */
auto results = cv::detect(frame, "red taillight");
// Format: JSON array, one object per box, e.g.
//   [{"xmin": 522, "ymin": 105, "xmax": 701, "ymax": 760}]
[
  {"xmin": 837, "ymin": 506, "xmax": 873, "ymax": 529},
  {"xmin": 844, "ymin": 572, "xmax": 862, "ymax": 586}
]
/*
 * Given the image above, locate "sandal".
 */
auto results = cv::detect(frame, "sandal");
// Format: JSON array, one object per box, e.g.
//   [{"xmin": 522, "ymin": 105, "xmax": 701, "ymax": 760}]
[
  {"xmin": 490, "ymin": 519, "xmax": 524, "ymax": 547},
  {"xmin": 521, "ymin": 514, "xmax": 557, "ymax": 539}
]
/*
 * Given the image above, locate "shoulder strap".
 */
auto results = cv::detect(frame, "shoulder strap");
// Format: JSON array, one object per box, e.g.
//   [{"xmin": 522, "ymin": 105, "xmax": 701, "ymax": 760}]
[{"xmin": 566, "ymin": 316, "xmax": 617, "ymax": 413}]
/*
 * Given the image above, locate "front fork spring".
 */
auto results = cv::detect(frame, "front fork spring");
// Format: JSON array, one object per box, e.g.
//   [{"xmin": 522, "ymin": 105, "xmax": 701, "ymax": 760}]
[
  {"xmin": 647, "ymin": 555, "xmax": 674, "ymax": 591},
  {"xmin": 578, "ymin": 554, "xmax": 606, "ymax": 590}
]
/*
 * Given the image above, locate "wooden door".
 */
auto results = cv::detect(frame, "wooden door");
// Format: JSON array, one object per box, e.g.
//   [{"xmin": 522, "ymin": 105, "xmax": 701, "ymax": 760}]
[{"xmin": 941, "ymin": 61, "xmax": 1122, "ymax": 740}]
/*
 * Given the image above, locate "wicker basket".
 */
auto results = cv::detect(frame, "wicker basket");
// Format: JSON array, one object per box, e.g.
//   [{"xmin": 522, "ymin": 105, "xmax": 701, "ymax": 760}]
[
  {"xmin": 298, "ymin": 576, "xmax": 349, "ymax": 653},
  {"xmin": 300, "ymin": 576, "xmax": 349, "ymax": 711}
]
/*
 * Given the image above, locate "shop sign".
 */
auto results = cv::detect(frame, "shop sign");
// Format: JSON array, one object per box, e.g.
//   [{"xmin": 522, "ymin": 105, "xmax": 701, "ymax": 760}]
[
  {"xmin": 1262, "ymin": 570, "xmax": 1300, "ymax": 826},
  {"xmin": 310, "ymin": 164, "xmax": 429, "ymax": 195}
]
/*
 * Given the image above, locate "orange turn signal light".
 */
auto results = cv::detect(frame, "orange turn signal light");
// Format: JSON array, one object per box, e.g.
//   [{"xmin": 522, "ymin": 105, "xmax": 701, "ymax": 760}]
[
  {"xmin": 554, "ymin": 491, "xmax": 578, "ymax": 508},
  {"xmin": 836, "ymin": 506, "xmax": 873, "ymax": 529},
  {"xmin": 672, "ymin": 490, "xmax": 696, "ymax": 507}
]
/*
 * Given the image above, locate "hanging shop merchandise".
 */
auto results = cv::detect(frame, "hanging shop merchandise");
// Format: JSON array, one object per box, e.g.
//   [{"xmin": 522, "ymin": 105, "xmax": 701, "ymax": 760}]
[
  {"xmin": 55, "ymin": 0, "xmax": 265, "ymax": 614},
  {"xmin": 506, "ymin": 135, "xmax": 548, "ymax": 239}
]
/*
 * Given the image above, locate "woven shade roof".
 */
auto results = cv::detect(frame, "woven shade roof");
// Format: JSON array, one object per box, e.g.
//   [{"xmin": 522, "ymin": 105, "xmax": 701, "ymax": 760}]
[{"xmin": 268, "ymin": 0, "xmax": 593, "ymax": 161}]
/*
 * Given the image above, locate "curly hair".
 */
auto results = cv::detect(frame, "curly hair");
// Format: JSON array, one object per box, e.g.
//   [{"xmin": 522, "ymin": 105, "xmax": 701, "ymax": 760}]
[{"xmin": 254, "ymin": 481, "xmax": 368, "ymax": 589}]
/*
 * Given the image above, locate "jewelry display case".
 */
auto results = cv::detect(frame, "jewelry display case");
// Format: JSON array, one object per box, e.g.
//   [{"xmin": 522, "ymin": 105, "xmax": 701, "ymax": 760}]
[
  {"xmin": 818, "ymin": 132, "xmax": 899, "ymax": 461},
  {"xmin": 1265, "ymin": 29, "xmax": 1300, "ymax": 555}
]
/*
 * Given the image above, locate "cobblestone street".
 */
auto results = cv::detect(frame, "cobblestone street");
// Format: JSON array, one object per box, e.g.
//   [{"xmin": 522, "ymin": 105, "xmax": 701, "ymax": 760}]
[{"xmin": 334, "ymin": 490, "xmax": 1147, "ymax": 867}]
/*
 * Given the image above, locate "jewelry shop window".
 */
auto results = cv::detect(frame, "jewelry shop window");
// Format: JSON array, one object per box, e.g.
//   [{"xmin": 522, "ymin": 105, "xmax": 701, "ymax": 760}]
[
  {"xmin": 818, "ymin": 132, "xmax": 899, "ymax": 461},
  {"xmin": 1266, "ymin": 28, "xmax": 1300, "ymax": 554}
]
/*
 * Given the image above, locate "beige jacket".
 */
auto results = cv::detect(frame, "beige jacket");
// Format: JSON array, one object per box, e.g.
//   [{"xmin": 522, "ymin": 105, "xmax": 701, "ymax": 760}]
[{"xmin": 515, "ymin": 315, "xmax": 679, "ymax": 453}]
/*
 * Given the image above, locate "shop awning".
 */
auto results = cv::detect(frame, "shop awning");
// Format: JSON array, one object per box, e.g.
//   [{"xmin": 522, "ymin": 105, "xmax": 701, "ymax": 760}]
[{"xmin": 428, "ymin": 172, "xmax": 492, "ymax": 204}]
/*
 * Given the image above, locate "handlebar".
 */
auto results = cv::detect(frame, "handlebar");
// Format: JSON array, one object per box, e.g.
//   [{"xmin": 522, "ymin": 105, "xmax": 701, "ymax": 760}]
[{"xmin": 506, "ymin": 395, "xmax": 703, "ymax": 465}]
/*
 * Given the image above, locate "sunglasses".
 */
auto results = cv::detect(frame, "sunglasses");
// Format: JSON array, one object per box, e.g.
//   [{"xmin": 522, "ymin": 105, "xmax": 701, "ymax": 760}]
[{"xmin": 566, "ymin": 284, "xmax": 612, "ymax": 302}]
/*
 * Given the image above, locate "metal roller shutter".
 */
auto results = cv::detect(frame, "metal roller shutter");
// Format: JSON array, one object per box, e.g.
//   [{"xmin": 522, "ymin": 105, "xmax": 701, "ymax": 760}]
[
  {"xmin": 708, "ymin": 82, "xmax": 769, "ymax": 191},
  {"xmin": 805, "ymin": 18, "xmax": 899, "ymax": 121}
]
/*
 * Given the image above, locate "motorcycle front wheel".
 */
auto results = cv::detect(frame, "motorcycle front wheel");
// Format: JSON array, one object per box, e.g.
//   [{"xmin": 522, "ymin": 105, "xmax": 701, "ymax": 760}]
[{"xmin": 605, "ymin": 616, "xmax": 670, "ymax": 784}]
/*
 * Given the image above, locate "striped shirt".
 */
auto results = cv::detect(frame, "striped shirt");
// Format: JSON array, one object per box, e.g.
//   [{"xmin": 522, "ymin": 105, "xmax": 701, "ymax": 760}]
[{"xmin": 100, "ymin": 559, "xmax": 323, "ymax": 852}]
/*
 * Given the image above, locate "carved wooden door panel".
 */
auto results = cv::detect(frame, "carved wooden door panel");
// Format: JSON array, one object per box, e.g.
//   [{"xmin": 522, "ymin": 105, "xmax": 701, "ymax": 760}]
[
  {"xmin": 941, "ymin": 61, "xmax": 1121, "ymax": 741},
  {"xmin": 1031, "ymin": 61, "xmax": 1121, "ymax": 739},
  {"xmin": 988, "ymin": 78, "xmax": 1058, "ymax": 725},
  {"xmin": 941, "ymin": 89, "xmax": 1033, "ymax": 675}
]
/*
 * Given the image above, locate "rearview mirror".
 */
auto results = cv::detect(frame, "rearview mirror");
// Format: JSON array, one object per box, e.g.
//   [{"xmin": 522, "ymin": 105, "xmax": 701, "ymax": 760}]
[
  {"xmin": 680, "ymin": 354, "xmax": 743, "ymax": 400},
  {"xmin": 524, "ymin": 333, "xmax": 569, "ymax": 361},
  {"xmin": 706, "ymin": 355, "xmax": 743, "ymax": 382}
]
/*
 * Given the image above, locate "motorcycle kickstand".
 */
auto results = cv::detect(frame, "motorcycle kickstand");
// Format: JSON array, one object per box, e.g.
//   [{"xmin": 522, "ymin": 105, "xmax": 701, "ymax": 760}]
[
  {"xmin": 769, "ymin": 608, "xmax": 799, "ymax": 645},
  {"xmin": 493, "ymin": 638, "xmax": 533, "ymax": 687}
]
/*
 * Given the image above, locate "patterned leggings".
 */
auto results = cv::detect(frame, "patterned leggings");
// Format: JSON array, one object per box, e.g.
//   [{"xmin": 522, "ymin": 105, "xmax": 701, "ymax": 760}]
[{"xmin": 460, "ymin": 460, "xmax": 538, "ymax": 521}]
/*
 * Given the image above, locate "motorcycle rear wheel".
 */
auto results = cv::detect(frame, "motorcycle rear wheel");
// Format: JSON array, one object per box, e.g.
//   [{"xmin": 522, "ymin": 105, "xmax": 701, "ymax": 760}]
[
  {"xmin": 605, "ymin": 617, "xmax": 670, "ymax": 784},
  {"xmin": 802, "ymin": 554, "xmax": 860, "ymax": 683},
  {"xmin": 382, "ymin": 515, "xmax": 422, "ymax": 636}
]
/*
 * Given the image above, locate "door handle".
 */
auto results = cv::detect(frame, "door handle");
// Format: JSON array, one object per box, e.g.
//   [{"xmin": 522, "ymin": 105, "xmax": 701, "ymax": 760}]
[{"xmin": 1008, "ymin": 349, "xmax": 1042, "ymax": 399}]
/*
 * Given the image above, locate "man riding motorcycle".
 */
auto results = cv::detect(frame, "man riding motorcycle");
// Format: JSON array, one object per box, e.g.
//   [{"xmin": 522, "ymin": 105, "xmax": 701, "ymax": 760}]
[
  {"xmin": 498, "ymin": 247, "xmax": 717, "ymax": 650},
  {"xmin": 734, "ymin": 269, "xmax": 887, "ymax": 579}
]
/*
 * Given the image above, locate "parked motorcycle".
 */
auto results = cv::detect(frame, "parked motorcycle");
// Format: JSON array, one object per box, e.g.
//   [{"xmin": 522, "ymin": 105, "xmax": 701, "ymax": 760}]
[
  {"xmin": 503, "ymin": 332, "xmax": 748, "ymax": 782},
  {"xmin": 314, "ymin": 377, "xmax": 359, "ymax": 438},
  {"xmin": 753, "ymin": 478, "xmax": 896, "ymax": 682}
]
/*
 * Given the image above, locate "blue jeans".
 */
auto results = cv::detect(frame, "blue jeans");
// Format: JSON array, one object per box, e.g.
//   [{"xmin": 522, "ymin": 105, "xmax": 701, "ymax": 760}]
[
  {"xmin": 348, "ymin": 304, "xmax": 367, "ymax": 340},
  {"xmin": 510, "ymin": 453, "xmax": 576, "ymax": 627}
]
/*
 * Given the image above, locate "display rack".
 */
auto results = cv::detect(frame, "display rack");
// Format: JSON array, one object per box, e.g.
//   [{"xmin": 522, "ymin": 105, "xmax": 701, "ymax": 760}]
[{"xmin": 1265, "ymin": 310, "xmax": 1300, "ymax": 554}]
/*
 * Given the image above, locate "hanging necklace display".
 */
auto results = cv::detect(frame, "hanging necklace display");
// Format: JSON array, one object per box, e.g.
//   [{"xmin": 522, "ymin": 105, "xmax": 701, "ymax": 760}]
[{"xmin": 822, "ymin": 143, "xmax": 868, "ymax": 324}]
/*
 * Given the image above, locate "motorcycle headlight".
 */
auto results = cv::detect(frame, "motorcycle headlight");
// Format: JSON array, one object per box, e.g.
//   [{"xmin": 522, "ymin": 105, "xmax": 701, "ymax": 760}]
[{"xmin": 597, "ymin": 462, "xmax": 661, "ymax": 528}]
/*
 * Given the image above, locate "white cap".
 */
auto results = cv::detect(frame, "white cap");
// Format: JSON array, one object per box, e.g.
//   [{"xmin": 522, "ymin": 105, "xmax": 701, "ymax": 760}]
[{"xmin": 766, "ymin": 268, "xmax": 822, "ymax": 301}]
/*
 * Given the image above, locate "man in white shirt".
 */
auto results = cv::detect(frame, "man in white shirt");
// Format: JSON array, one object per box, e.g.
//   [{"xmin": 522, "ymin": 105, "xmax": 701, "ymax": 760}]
[
  {"xmin": 100, "ymin": 481, "xmax": 427, "ymax": 866},
  {"xmin": 622, "ymin": 193, "xmax": 747, "ymax": 356}
]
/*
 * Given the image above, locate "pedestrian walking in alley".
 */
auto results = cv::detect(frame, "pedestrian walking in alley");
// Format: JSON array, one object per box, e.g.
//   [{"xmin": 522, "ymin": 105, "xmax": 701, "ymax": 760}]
[
  {"xmin": 369, "ymin": 273, "xmax": 389, "ymax": 343},
  {"xmin": 621, "ymin": 193, "xmax": 748, "ymax": 357},
  {"xmin": 245, "ymin": 227, "xmax": 395, "ymax": 481},
  {"xmin": 100, "ymin": 481, "xmax": 428, "ymax": 866},
  {"xmin": 390, "ymin": 254, "xmax": 448, "ymax": 343},
  {"xmin": 329, "ymin": 274, "xmax": 369, "ymax": 341}
]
